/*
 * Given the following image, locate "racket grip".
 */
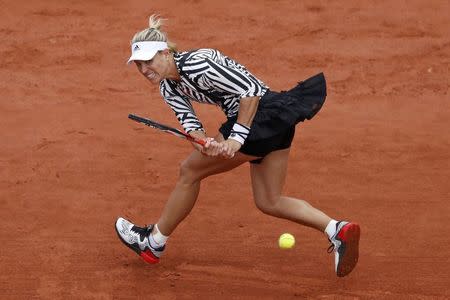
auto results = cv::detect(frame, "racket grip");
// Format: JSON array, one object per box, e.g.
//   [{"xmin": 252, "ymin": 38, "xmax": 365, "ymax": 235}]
[{"xmin": 191, "ymin": 137, "xmax": 207, "ymax": 146}]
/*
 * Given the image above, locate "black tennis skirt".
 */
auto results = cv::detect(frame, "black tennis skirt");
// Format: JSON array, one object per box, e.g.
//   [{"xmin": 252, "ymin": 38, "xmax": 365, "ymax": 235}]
[{"xmin": 219, "ymin": 72, "xmax": 327, "ymax": 163}]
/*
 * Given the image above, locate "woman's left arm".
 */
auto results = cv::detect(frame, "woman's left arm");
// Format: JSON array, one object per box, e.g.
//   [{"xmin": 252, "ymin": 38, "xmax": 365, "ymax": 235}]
[
  {"xmin": 220, "ymin": 96, "xmax": 260, "ymax": 158},
  {"xmin": 236, "ymin": 96, "xmax": 260, "ymax": 127}
]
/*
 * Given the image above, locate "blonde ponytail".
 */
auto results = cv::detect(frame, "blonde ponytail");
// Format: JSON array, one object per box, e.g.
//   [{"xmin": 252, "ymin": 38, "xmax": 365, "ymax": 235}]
[
  {"xmin": 148, "ymin": 14, "xmax": 164, "ymax": 30},
  {"xmin": 131, "ymin": 14, "xmax": 177, "ymax": 53}
]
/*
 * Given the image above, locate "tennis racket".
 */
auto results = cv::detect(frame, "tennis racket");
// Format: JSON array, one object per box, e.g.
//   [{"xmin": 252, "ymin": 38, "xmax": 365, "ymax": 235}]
[{"xmin": 128, "ymin": 114, "xmax": 206, "ymax": 146}]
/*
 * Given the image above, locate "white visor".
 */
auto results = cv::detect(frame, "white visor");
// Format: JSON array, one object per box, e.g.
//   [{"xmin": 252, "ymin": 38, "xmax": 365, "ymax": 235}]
[{"xmin": 127, "ymin": 41, "xmax": 168, "ymax": 64}]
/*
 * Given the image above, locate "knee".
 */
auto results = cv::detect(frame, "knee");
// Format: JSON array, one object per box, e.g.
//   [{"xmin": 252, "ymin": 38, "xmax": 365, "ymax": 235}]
[
  {"xmin": 254, "ymin": 196, "xmax": 280, "ymax": 216},
  {"xmin": 178, "ymin": 158, "xmax": 202, "ymax": 184}
]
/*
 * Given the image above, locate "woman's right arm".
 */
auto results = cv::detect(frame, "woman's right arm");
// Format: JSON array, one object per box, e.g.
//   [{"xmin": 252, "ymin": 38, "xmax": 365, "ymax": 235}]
[{"xmin": 162, "ymin": 92, "xmax": 223, "ymax": 156}]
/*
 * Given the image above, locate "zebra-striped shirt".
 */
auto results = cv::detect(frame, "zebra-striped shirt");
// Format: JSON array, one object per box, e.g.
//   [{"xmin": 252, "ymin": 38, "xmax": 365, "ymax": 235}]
[{"xmin": 159, "ymin": 48, "xmax": 269, "ymax": 133}]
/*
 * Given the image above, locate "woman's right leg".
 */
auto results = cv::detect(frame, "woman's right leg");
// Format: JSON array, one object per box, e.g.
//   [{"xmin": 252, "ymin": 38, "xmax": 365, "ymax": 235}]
[
  {"xmin": 115, "ymin": 136, "xmax": 258, "ymax": 264},
  {"xmin": 156, "ymin": 149, "xmax": 256, "ymax": 236}
]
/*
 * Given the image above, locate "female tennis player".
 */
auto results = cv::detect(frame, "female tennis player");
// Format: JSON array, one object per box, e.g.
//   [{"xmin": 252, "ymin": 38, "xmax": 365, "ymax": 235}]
[{"xmin": 115, "ymin": 15, "xmax": 360, "ymax": 277}]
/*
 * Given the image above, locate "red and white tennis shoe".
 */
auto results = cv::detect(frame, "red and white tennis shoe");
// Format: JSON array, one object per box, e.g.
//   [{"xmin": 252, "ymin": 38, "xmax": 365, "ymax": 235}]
[
  {"xmin": 328, "ymin": 221, "xmax": 360, "ymax": 277},
  {"xmin": 115, "ymin": 217, "xmax": 164, "ymax": 264}
]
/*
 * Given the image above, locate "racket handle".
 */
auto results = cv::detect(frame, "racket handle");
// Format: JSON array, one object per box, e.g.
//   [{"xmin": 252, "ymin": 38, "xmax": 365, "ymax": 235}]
[{"xmin": 190, "ymin": 136, "xmax": 207, "ymax": 146}]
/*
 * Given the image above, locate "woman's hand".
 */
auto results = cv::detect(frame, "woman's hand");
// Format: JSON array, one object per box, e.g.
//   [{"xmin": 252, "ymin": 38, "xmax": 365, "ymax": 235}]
[
  {"xmin": 218, "ymin": 139, "xmax": 242, "ymax": 159},
  {"xmin": 188, "ymin": 131, "xmax": 225, "ymax": 156},
  {"xmin": 188, "ymin": 130, "xmax": 209, "ymax": 153},
  {"xmin": 188, "ymin": 131, "xmax": 241, "ymax": 158},
  {"xmin": 201, "ymin": 138, "xmax": 224, "ymax": 156}
]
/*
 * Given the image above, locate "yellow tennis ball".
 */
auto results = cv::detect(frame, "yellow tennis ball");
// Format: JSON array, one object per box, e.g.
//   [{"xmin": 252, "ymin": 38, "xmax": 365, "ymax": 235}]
[{"xmin": 278, "ymin": 233, "xmax": 295, "ymax": 249}]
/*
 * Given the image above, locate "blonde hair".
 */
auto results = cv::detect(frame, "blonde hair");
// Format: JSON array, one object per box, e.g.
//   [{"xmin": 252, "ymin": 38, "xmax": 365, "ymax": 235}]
[{"xmin": 131, "ymin": 14, "xmax": 177, "ymax": 53}]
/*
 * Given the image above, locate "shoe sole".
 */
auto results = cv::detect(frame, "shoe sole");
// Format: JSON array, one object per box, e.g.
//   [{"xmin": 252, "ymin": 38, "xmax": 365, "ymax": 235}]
[
  {"xmin": 336, "ymin": 223, "xmax": 360, "ymax": 277},
  {"xmin": 114, "ymin": 223, "xmax": 160, "ymax": 264}
]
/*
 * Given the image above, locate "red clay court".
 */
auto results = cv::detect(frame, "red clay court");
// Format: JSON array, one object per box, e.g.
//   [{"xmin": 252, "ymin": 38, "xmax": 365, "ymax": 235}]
[{"xmin": 1, "ymin": 0, "xmax": 449, "ymax": 298}]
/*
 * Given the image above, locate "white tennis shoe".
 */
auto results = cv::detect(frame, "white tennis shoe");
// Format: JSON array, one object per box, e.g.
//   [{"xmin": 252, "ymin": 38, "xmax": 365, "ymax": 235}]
[
  {"xmin": 328, "ymin": 221, "xmax": 360, "ymax": 277},
  {"xmin": 115, "ymin": 217, "xmax": 164, "ymax": 264}
]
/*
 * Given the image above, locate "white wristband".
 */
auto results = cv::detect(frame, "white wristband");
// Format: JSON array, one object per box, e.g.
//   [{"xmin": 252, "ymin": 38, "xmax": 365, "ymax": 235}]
[{"xmin": 228, "ymin": 122, "xmax": 250, "ymax": 145}]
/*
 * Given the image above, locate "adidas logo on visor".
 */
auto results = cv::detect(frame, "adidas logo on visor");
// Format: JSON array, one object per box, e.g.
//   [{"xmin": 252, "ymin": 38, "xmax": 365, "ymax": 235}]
[{"xmin": 134, "ymin": 45, "xmax": 140, "ymax": 51}]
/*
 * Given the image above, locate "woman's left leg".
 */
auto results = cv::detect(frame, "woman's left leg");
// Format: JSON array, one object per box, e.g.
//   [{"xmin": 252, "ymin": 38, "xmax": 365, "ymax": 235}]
[
  {"xmin": 250, "ymin": 147, "xmax": 331, "ymax": 231},
  {"xmin": 250, "ymin": 147, "xmax": 360, "ymax": 277}
]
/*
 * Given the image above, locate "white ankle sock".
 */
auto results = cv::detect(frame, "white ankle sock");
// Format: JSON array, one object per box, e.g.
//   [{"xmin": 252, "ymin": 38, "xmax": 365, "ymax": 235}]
[
  {"xmin": 149, "ymin": 224, "xmax": 169, "ymax": 248},
  {"xmin": 324, "ymin": 220, "xmax": 338, "ymax": 239}
]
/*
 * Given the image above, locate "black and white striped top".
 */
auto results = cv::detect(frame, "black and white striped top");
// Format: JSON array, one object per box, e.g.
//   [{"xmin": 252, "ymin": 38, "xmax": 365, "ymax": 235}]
[{"xmin": 159, "ymin": 48, "xmax": 269, "ymax": 133}]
